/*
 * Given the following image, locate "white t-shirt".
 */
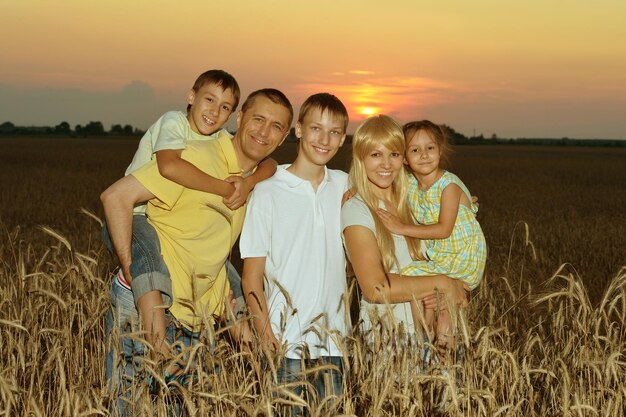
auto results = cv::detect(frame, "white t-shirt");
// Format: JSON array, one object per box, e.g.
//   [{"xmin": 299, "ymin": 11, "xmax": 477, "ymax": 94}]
[
  {"xmin": 126, "ymin": 110, "xmax": 231, "ymax": 214},
  {"xmin": 340, "ymin": 196, "xmax": 416, "ymax": 335},
  {"xmin": 240, "ymin": 165, "xmax": 350, "ymax": 359}
]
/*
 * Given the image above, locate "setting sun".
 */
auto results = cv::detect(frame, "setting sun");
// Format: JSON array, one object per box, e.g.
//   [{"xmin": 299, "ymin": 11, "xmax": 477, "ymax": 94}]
[{"xmin": 358, "ymin": 107, "xmax": 378, "ymax": 116}]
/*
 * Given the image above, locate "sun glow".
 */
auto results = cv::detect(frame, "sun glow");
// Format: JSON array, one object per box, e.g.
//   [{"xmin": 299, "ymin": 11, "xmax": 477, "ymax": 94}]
[
  {"xmin": 300, "ymin": 74, "xmax": 458, "ymax": 127},
  {"xmin": 358, "ymin": 107, "xmax": 379, "ymax": 116}
]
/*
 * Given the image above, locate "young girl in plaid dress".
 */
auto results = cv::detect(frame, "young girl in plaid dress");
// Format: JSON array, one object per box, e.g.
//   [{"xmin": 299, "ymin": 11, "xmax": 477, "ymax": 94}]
[{"xmin": 376, "ymin": 120, "xmax": 486, "ymax": 350}]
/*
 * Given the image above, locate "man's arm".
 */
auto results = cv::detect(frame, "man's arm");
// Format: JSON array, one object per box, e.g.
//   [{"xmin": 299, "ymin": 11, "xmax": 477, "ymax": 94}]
[
  {"xmin": 223, "ymin": 157, "xmax": 278, "ymax": 210},
  {"xmin": 100, "ymin": 175, "xmax": 155, "ymax": 281},
  {"xmin": 156, "ymin": 149, "xmax": 234, "ymax": 197},
  {"xmin": 241, "ymin": 257, "xmax": 279, "ymax": 350}
]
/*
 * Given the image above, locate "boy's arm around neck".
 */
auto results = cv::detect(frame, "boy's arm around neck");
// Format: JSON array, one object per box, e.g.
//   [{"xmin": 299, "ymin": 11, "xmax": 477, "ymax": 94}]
[{"xmin": 156, "ymin": 149, "xmax": 234, "ymax": 197}]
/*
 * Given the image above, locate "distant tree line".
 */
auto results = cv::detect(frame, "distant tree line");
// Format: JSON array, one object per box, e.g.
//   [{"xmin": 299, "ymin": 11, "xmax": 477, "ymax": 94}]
[
  {"xmin": 1, "ymin": 120, "xmax": 623, "ymax": 147},
  {"xmin": 0, "ymin": 121, "xmax": 145, "ymax": 137}
]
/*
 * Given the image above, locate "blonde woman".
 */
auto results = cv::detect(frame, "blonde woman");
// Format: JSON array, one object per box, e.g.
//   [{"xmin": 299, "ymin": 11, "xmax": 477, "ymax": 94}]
[{"xmin": 341, "ymin": 115, "xmax": 467, "ymax": 341}]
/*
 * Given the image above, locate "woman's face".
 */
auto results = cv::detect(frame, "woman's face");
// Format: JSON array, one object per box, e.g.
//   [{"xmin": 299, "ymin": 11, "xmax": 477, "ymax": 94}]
[{"xmin": 363, "ymin": 143, "xmax": 404, "ymax": 195}]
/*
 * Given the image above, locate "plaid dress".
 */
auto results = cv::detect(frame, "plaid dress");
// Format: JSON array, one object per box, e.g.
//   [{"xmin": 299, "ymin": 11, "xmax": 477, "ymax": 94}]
[{"xmin": 402, "ymin": 171, "xmax": 486, "ymax": 289}]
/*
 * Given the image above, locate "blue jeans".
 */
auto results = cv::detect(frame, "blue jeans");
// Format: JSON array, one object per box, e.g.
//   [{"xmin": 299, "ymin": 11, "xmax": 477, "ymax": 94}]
[
  {"xmin": 103, "ymin": 215, "xmax": 243, "ymax": 415},
  {"xmin": 102, "ymin": 214, "xmax": 172, "ymax": 305},
  {"xmin": 105, "ymin": 274, "xmax": 203, "ymax": 416},
  {"xmin": 102, "ymin": 215, "xmax": 243, "ymax": 302},
  {"xmin": 274, "ymin": 356, "xmax": 345, "ymax": 417}
]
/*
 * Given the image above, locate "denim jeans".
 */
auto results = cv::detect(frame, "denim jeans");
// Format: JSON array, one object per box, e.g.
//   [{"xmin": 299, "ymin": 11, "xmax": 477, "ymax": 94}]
[
  {"xmin": 102, "ymin": 215, "xmax": 243, "ymax": 303},
  {"xmin": 102, "ymin": 214, "xmax": 172, "ymax": 305},
  {"xmin": 105, "ymin": 274, "xmax": 202, "ymax": 416},
  {"xmin": 274, "ymin": 356, "xmax": 344, "ymax": 417}
]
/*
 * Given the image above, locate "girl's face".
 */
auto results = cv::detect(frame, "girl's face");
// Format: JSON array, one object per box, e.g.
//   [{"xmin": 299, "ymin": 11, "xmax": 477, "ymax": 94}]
[
  {"xmin": 363, "ymin": 143, "xmax": 404, "ymax": 195},
  {"xmin": 405, "ymin": 129, "xmax": 441, "ymax": 177}
]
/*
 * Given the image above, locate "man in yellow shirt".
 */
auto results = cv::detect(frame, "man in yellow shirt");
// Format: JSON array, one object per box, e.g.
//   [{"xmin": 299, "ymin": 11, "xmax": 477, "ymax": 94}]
[{"xmin": 101, "ymin": 88, "xmax": 292, "ymax": 412}]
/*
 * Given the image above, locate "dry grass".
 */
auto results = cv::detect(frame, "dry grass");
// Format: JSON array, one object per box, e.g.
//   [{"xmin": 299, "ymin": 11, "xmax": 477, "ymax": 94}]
[{"xmin": 0, "ymin": 137, "xmax": 625, "ymax": 415}]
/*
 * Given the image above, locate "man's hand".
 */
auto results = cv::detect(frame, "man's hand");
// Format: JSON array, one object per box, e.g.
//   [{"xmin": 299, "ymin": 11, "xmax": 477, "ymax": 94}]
[
  {"xmin": 223, "ymin": 176, "xmax": 253, "ymax": 210},
  {"xmin": 376, "ymin": 208, "xmax": 407, "ymax": 235}
]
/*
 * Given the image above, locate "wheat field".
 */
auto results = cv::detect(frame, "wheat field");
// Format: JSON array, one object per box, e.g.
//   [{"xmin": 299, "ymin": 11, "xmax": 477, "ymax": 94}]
[{"xmin": 0, "ymin": 137, "xmax": 624, "ymax": 416}]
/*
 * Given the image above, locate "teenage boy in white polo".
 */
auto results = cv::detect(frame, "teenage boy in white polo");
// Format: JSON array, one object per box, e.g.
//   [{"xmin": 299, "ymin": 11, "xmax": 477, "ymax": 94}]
[{"xmin": 240, "ymin": 93, "xmax": 350, "ymax": 415}]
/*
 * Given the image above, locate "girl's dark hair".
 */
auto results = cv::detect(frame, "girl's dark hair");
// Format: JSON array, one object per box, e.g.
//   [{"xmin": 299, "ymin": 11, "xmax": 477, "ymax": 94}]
[{"xmin": 402, "ymin": 120, "xmax": 452, "ymax": 168}]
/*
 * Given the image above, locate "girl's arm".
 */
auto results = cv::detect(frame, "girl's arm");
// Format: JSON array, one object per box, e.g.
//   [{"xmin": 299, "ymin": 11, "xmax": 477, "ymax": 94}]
[
  {"xmin": 156, "ymin": 149, "xmax": 234, "ymax": 197},
  {"xmin": 343, "ymin": 225, "xmax": 468, "ymax": 306},
  {"xmin": 377, "ymin": 183, "xmax": 465, "ymax": 239}
]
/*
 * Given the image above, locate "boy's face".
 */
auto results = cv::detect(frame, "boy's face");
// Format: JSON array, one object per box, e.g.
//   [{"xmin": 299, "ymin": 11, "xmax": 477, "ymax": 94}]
[
  {"xmin": 187, "ymin": 83, "xmax": 236, "ymax": 135},
  {"xmin": 295, "ymin": 108, "xmax": 346, "ymax": 167},
  {"xmin": 235, "ymin": 95, "xmax": 290, "ymax": 164}
]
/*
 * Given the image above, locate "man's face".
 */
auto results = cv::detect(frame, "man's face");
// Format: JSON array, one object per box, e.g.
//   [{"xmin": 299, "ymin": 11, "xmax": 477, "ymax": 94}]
[
  {"xmin": 187, "ymin": 83, "xmax": 236, "ymax": 135},
  {"xmin": 295, "ymin": 108, "xmax": 345, "ymax": 167},
  {"xmin": 235, "ymin": 96, "xmax": 290, "ymax": 164}
]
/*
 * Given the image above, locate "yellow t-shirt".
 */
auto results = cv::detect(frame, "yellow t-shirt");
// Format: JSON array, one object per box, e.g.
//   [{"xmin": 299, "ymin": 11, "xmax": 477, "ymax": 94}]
[{"xmin": 131, "ymin": 135, "xmax": 245, "ymax": 331}]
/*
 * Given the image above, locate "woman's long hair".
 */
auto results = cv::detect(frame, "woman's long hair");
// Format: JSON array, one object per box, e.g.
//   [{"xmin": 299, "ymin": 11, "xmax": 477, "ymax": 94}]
[{"xmin": 348, "ymin": 115, "xmax": 423, "ymax": 272}]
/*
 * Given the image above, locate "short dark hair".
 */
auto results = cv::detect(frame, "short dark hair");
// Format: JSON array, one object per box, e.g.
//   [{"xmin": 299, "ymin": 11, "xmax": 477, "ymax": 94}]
[
  {"xmin": 186, "ymin": 69, "xmax": 240, "ymax": 113},
  {"xmin": 241, "ymin": 88, "xmax": 294, "ymax": 128},
  {"xmin": 298, "ymin": 93, "xmax": 349, "ymax": 131}
]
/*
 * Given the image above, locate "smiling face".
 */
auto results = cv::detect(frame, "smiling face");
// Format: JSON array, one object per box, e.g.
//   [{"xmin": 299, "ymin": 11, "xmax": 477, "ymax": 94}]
[
  {"xmin": 233, "ymin": 95, "xmax": 291, "ymax": 168},
  {"xmin": 363, "ymin": 143, "xmax": 404, "ymax": 197},
  {"xmin": 186, "ymin": 82, "xmax": 236, "ymax": 135},
  {"xmin": 405, "ymin": 129, "xmax": 441, "ymax": 178},
  {"xmin": 295, "ymin": 107, "xmax": 346, "ymax": 167}
]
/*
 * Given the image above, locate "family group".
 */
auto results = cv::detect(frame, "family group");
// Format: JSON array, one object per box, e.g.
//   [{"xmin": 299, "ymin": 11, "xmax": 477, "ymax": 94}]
[{"xmin": 100, "ymin": 69, "xmax": 486, "ymax": 415}]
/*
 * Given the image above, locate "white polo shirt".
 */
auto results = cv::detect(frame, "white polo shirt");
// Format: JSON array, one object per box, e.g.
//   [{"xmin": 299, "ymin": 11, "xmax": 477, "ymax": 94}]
[{"xmin": 240, "ymin": 165, "xmax": 350, "ymax": 359}]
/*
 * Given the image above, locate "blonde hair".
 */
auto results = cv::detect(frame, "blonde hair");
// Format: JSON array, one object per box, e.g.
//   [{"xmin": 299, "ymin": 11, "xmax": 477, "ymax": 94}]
[{"xmin": 348, "ymin": 115, "xmax": 423, "ymax": 272}]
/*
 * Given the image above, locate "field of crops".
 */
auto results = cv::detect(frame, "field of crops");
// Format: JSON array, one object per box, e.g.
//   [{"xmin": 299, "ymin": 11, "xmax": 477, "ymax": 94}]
[{"xmin": 0, "ymin": 136, "xmax": 625, "ymax": 416}]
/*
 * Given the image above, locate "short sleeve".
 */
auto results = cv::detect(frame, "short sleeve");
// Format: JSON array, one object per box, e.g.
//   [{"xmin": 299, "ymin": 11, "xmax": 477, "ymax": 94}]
[
  {"xmin": 152, "ymin": 111, "xmax": 189, "ymax": 152},
  {"xmin": 239, "ymin": 191, "xmax": 272, "ymax": 258},
  {"xmin": 443, "ymin": 171, "xmax": 478, "ymax": 213},
  {"xmin": 341, "ymin": 197, "xmax": 375, "ymax": 233},
  {"xmin": 131, "ymin": 160, "xmax": 184, "ymax": 209}
]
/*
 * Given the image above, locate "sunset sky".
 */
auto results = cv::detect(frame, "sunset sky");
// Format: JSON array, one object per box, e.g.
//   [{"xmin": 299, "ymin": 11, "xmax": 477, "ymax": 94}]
[{"xmin": 1, "ymin": 1, "xmax": 625, "ymax": 138}]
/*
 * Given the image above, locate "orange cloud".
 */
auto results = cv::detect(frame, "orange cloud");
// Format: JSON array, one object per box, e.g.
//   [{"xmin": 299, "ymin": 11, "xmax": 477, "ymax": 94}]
[
  {"xmin": 349, "ymin": 70, "xmax": 374, "ymax": 75},
  {"xmin": 295, "ymin": 72, "xmax": 462, "ymax": 124}
]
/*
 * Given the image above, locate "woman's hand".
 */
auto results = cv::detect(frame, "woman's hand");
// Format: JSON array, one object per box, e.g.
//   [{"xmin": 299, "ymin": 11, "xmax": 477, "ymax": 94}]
[
  {"xmin": 422, "ymin": 278, "xmax": 469, "ymax": 310},
  {"xmin": 440, "ymin": 277, "xmax": 470, "ymax": 308}
]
